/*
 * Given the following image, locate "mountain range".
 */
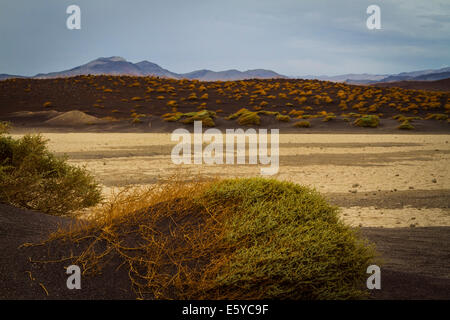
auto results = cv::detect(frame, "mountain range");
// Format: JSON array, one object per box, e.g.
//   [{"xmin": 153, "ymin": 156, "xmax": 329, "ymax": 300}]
[
  {"xmin": 302, "ymin": 67, "xmax": 450, "ymax": 84},
  {"xmin": 1, "ymin": 56, "xmax": 449, "ymax": 83},
  {"xmin": 31, "ymin": 56, "xmax": 286, "ymax": 81}
]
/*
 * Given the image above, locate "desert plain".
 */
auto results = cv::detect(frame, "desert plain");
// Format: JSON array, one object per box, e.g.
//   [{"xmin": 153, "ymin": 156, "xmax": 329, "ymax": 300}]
[{"xmin": 14, "ymin": 132, "xmax": 446, "ymax": 229}]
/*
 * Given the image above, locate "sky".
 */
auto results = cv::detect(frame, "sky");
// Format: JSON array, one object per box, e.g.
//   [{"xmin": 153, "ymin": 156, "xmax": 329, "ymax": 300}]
[{"xmin": 0, "ymin": 0, "xmax": 449, "ymax": 77}]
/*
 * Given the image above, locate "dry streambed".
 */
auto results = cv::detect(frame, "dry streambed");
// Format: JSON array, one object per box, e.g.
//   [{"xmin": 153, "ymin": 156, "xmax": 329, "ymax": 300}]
[{"xmin": 11, "ymin": 132, "xmax": 450, "ymax": 228}]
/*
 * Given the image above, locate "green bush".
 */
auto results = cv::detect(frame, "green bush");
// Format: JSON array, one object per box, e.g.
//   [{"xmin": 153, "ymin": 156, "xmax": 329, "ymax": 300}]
[
  {"xmin": 354, "ymin": 115, "xmax": 379, "ymax": 128},
  {"xmin": 40, "ymin": 177, "xmax": 376, "ymax": 299},
  {"xmin": 197, "ymin": 178, "xmax": 376, "ymax": 299},
  {"xmin": 0, "ymin": 131, "xmax": 102, "ymax": 216}
]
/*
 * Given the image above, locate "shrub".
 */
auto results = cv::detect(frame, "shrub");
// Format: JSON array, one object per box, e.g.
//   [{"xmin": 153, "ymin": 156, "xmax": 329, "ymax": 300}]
[
  {"xmin": 276, "ymin": 114, "xmax": 290, "ymax": 122},
  {"xmin": 34, "ymin": 178, "xmax": 376, "ymax": 299},
  {"xmin": 323, "ymin": 115, "xmax": 336, "ymax": 122},
  {"xmin": 398, "ymin": 120, "xmax": 415, "ymax": 130},
  {"xmin": 162, "ymin": 112, "xmax": 183, "ymax": 122},
  {"xmin": 425, "ymin": 114, "xmax": 448, "ymax": 121},
  {"xmin": 293, "ymin": 121, "xmax": 310, "ymax": 128},
  {"xmin": 0, "ymin": 121, "xmax": 10, "ymax": 135},
  {"xmin": 354, "ymin": 115, "xmax": 379, "ymax": 128},
  {"xmin": 258, "ymin": 110, "xmax": 279, "ymax": 116},
  {"xmin": 166, "ymin": 100, "xmax": 178, "ymax": 108},
  {"xmin": 237, "ymin": 111, "xmax": 260, "ymax": 126},
  {"xmin": 289, "ymin": 110, "xmax": 304, "ymax": 117},
  {"xmin": 0, "ymin": 132, "xmax": 102, "ymax": 216},
  {"xmin": 187, "ymin": 93, "xmax": 198, "ymax": 100},
  {"xmin": 226, "ymin": 108, "xmax": 260, "ymax": 126},
  {"xmin": 181, "ymin": 110, "xmax": 216, "ymax": 127}
]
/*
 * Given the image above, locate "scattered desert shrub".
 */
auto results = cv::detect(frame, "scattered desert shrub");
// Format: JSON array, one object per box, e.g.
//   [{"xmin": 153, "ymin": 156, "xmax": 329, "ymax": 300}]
[
  {"xmin": 293, "ymin": 120, "xmax": 311, "ymax": 128},
  {"xmin": 35, "ymin": 177, "xmax": 376, "ymax": 299},
  {"xmin": 237, "ymin": 111, "xmax": 260, "ymax": 126},
  {"xmin": 166, "ymin": 100, "xmax": 178, "ymax": 108},
  {"xmin": 131, "ymin": 112, "xmax": 145, "ymax": 124},
  {"xmin": 353, "ymin": 115, "xmax": 380, "ymax": 128},
  {"xmin": 425, "ymin": 113, "xmax": 448, "ymax": 121},
  {"xmin": 276, "ymin": 114, "xmax": 290, "ymax": 122},
  {"xmin": 162, "ymin": 110, "xmax": 216, "ymax": 126},
  {"xmin": 398, "ymin": 120, "xmax": 415, "ymax": 130},
  {"xmin": 0, "ymin": 130, "xmax": 102, "ymax": 215},
  {"xmin": 187, "ymin": 93, "xmax": 198, "ymax": 100},
  {"xmin": 226, "ymin": 108, "xmax": 260, "ymax": 126},
  {"xmin": 323, "ymin": 115, "xmax": 336, "ymax": 122},
  {"xmin": 162, "ymin": 112, "xmax": 183, "ymax": 122},
  {"xmin": 181, "ymin": 110, "xmax": 216, "ymax": 127},
  {"xmin": 258, "ymin": 110, "xmax": 279, "ymax": 116},
  {"xmin": 289, "ymin": 110, "xmax": 304, "ymax": 117}
]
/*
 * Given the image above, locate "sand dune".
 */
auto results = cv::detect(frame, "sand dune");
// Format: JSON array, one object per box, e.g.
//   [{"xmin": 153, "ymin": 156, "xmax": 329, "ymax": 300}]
[{"xmin": 44, "ymin": 110, "xmax": 105, "ymax": 126}]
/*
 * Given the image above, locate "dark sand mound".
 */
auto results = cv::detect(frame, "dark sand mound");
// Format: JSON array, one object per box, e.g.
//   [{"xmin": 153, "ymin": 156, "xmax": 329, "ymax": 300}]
[
  {"xmin": 361, "ymin": 227, "xmax": 450, "ymax": 300},
  {"xmin": 0, "ymin": 203, "xmax": 449, "ymax": 299},
  {"xmin": 44, "ymin": 110, "xmax": 105, "ymax": 126},
  {"xmin": 0, "ymin": 204, "xmax": 133, "ymax": 299},
  {"xmin": 0, "ymin": 204, "xmax": 70, "ymax": 299}
]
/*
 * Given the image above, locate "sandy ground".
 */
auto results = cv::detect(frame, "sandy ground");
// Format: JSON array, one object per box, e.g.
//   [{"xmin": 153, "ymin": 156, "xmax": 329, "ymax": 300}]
[{"xmin": 11, "ymin": 132, "xmax": 449, "ymax": 228}]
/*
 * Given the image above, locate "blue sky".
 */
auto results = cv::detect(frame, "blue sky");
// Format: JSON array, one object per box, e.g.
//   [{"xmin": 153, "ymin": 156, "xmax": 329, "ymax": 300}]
[{"xmin": 0, "ymin": 0, "xmax": 449, "ymax": 76}]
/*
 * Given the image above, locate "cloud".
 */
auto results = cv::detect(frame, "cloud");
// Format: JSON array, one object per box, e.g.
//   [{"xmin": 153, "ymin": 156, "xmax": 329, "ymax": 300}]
[{"xmin": 0, "ymin": 0, "xmax": 448, "ymax": 76}]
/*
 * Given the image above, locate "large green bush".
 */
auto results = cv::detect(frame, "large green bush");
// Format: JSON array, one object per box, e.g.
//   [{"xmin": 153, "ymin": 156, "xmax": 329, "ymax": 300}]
[
  {"xmin": 0, "ymin": 126, "xmax": 102, "ymax": 215},
  {"xmin": 197, "ymin": 178, "xmax": 376, "ymax": 299},
  {"xmin": 35, "ymin": 177, "xmax": 376, "ymax": 299}
]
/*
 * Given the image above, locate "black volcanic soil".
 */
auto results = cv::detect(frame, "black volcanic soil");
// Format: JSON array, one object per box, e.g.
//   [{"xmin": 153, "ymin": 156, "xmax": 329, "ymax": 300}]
[
  {"xmin": 0, "ymin": 76, "xmax": 448, "ymax": 133},
  {"xmin": 0, "ymin": 203, "xmax": 449, "ymax": 300}
]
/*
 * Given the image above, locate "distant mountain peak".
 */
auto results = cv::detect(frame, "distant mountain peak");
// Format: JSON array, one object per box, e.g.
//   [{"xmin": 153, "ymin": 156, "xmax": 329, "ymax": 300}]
[{"xmin": 102, "ymin": 56, "xmax": 126, "ymax": 62}]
